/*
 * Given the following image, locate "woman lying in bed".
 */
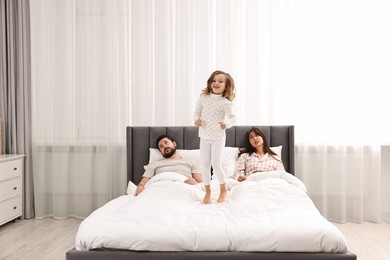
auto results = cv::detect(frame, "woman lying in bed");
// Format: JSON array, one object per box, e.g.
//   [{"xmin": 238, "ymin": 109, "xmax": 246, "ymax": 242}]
[{"xmin": 233, "ymin": 127, "xmax": 285, "ymax": 182}]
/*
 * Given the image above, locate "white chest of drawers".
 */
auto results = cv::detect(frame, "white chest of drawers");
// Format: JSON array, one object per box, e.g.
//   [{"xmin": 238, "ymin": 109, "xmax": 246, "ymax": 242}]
[{"xmin": 0, "ymin": 155, "xmax": 24, "ymax": 226}]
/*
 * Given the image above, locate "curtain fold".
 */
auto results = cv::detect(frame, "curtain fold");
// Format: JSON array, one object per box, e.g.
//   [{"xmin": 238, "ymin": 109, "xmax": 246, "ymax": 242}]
[
  {"xmin": 296, "ymin": 144, "xmax": 382, "ymax": 222},
  {"xmin": 0, "ymin": 0, "xmax": 34, "ymax": 219},
  {"xmin": 30, "ymin": 0, "xmax": 390, "ymax": 222},
  {"xmin": 30, "ymin": 0, "xmax": 129, "ymax": 218}
]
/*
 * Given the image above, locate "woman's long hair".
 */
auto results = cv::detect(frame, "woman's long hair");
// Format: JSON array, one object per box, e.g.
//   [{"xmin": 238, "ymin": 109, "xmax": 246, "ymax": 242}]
[{"xmin": 240, "ymin": 127, "xmax": 278, "ymax": 159}]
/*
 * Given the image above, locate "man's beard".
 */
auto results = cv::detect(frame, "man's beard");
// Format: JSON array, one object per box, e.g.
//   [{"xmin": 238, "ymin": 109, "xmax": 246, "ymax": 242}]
[{"xmin": 162, "ymin": 147, "xmax": 176, "ymax": 158}]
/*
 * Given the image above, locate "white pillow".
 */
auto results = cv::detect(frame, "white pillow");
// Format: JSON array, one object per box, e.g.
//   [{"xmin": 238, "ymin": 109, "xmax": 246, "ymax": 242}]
[
  {"xmin": 222, "ymin": 147, "xmax": 240, "ymax": 177},
  {"xmin": 145, "ymin": 148, "xmax": 201, "ymax": 169},
  {"xmin": 270, "ymin": 145, "xmax": 282, "ymax": 158},
  {"xmin": 126, "ymin": 181, "xmax": 137, "ymax": 195},
  {"xmin": 148, "ymin": 148, "xmax": 164, "ymax": 163},
  {"xmin": 246, "ymin": 171, "xmax": 307, "ymax": 192}
]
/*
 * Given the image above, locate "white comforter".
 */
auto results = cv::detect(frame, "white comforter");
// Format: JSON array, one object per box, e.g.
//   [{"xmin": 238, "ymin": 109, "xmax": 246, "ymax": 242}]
[{"xmin": 75, "ymin": 171, "xmax": 347, "ymax": 253}]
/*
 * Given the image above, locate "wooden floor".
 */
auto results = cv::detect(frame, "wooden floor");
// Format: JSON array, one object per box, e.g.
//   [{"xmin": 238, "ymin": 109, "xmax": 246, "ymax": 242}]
[
  {"xmin": 0, "ymin": 217, "xmax": 389, "ymax": 260},
  {"xmin": 0, "ymin": 218, "xmax": 81, "ymax": 260},
  {"xmin": 333, "ymin": 219, "xmax": 390, "ymax": 260}
]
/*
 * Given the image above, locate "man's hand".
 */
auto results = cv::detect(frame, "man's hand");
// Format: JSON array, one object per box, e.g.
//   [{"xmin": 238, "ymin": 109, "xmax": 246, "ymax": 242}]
[
  {"xmin": 134, "ymin": 184, "xmax": 144, "ymax": 195},
  {"xmin": 185, "ymin": 177, "xmax": 198, "ymax": 185}
]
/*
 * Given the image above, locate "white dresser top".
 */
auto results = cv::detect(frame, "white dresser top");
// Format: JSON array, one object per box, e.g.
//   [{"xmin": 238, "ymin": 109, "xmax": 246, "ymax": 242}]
[{"xmin": 0, "ymin": 154, "xmax": 25, "ymax": 163}]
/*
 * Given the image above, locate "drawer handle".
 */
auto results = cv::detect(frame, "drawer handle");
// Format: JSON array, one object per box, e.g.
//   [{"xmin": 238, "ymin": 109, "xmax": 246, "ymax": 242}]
[
  {"xmin": 14, "ymin": 167, "xmax": 18, "ymax": 171},
  {"xmin": 14, "ymin": 187, "xmax": 17, "ymax": 190},
  {"xmin": 13, "ymin": 206, "xmax": 17, "ymax": 210}
]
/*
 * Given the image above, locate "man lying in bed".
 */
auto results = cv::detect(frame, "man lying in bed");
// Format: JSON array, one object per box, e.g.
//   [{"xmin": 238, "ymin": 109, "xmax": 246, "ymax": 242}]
[{"xmin": 135, "ymin": 134, "xmax": 203, "ymax": 195}]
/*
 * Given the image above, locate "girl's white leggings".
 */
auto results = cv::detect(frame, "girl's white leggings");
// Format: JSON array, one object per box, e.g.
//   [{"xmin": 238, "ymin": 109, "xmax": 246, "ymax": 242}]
[{"xmin": 200, "ymin": 138, "xmax": 226, "ymax": 185}]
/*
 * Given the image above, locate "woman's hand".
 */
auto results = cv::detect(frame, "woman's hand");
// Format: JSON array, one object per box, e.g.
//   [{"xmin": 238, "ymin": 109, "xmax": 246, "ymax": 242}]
[
  {"xmin": 237, "ymin": 175, "xmax": 247, "ymax": 182},
  {"xmin": 194, "ymin": 119, "xmax": 202, "ymax": 127}
]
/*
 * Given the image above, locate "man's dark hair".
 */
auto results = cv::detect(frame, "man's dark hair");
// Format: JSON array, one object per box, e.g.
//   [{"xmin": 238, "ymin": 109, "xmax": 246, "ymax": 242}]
[{"xmin": 156, "ymin": 134, "xmax": 176, "ymax": 148}]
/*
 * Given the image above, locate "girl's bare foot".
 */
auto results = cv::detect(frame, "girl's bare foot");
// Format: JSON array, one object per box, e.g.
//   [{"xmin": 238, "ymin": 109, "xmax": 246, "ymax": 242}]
[
  {"xmin": 217, "ymin": 183, "xmax": 228, "ymax": 203},
  {"xmin": 217, "ymin": 190, "xmax": 228, "ymax": 203},
  {"xmin": 203, "ymin": 184, "xmax": 211, "ymax": 204},
  {"xmin": 203, "ymin": 193, "xmax": 212, "ymax": 204}
]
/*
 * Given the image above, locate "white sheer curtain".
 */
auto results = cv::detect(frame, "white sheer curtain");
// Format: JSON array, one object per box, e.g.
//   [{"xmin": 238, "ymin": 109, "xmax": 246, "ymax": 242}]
[
  {"xmin": 30, "ymin": 0, "xmax": 390, "ymax": 222},
  {"xmin": 30, "ymin": 0, "xmax": 130, "ymax": 218}
]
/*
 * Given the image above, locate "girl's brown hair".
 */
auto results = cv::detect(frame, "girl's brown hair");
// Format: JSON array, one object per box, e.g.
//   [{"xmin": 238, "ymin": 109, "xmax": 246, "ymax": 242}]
[{"xmin": 202, "ymin": 70, "xmax": 235, "ymax": 101}]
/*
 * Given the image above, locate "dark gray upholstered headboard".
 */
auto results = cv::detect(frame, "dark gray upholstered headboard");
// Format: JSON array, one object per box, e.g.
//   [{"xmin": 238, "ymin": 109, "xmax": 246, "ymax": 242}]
[{"xmin": 126, "ymin": 125, "xmax": 295, "ymax": 184}]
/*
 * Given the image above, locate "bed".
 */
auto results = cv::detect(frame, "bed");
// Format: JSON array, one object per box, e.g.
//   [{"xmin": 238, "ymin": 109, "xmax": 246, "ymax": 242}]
[{"xmin": 66, "ymin": 125, "xmax": 357, "ymax": 260}]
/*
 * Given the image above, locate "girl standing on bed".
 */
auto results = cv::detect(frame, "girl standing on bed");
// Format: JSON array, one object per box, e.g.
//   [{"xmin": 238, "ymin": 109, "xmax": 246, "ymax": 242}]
[
  {"xmin": 194, "ymin": 70, "xmax": 236, "ymax": 204},
  {"xmin": 233, "ymin": 127, "xmax": 285, "ymax": 182}
]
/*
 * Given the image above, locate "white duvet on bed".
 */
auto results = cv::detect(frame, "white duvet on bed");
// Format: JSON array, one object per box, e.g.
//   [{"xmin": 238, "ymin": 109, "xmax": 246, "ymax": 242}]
[{"xmin": 75, "ymin": 171, "xmax": 347, "ymax": 253}]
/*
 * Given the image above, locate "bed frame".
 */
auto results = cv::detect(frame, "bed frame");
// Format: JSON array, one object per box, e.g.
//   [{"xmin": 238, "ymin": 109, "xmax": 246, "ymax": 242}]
[{"xmin": 66, "ymin": 125, "xmax": 357, "ymax": 260}]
